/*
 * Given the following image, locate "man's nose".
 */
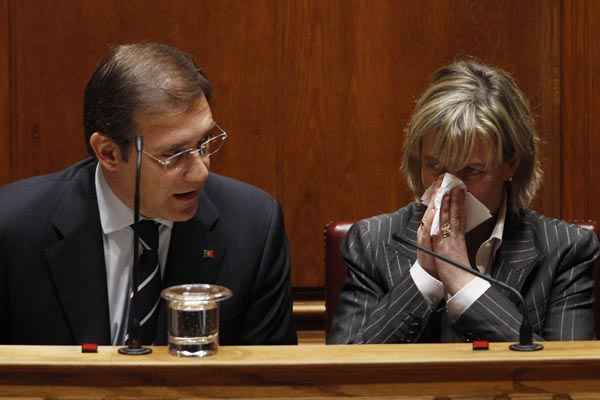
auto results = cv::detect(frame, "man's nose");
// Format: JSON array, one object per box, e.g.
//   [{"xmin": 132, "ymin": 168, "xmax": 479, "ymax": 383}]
[{"xmin": 183, "ymin": 153, "xmax": 209, "ymax": 183}]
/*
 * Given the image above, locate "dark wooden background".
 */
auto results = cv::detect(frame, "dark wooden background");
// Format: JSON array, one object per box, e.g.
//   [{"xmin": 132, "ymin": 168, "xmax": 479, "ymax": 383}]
[{"xmin": 0, "ymin": 0, "xmax": 596, "ymax": 289}]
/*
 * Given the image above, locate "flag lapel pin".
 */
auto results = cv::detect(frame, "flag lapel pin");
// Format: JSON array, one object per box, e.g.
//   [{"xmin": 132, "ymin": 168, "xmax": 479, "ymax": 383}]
[{"xmin": 202, "ymin": 249, "xmax": 216, "ymax": 259}]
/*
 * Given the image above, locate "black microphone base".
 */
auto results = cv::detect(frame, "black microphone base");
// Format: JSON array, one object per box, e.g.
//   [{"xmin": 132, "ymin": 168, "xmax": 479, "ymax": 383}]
[
  {"xmin": 118, "ymin": 345, "xmax": 152, "ymax": 355},
  {"xmin": 509, "ymin": 342, "xmax": 544, "ymax": 352}
]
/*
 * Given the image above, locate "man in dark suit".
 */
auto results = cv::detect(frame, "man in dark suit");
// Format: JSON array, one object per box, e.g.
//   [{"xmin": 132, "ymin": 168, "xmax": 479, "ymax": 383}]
[
  {"xmin": 328, "ymin": 60, "xmax": 599, "ymax": 344},
  {"xmin": 0, "ymin": 43, "xmax": 297, "ymax": 346}
]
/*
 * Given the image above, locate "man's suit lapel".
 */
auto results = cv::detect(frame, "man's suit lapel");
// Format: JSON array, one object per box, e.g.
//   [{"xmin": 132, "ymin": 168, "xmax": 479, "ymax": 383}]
[
  {"xmin": 163, "ymin": 190, "xmax": 224, "ymax": 287},
  {"xmin": 43, "ymin": 163, "xmax": 111, "ymax": 344}
]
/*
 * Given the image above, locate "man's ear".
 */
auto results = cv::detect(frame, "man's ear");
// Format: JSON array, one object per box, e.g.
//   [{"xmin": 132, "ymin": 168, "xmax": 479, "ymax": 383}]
[{"xmin": 89, "ymin": 132, "xmax": 123, "ymax": 172}]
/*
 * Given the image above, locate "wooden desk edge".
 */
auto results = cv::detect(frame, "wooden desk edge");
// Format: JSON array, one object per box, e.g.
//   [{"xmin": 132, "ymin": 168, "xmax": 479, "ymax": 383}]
[
  {"xmin": 2, "ymin": 341, "xmax": 600, "ymax": 367},
  {"xmin": 2, "ymin": 342, "xmax": 600, "ymax": 399}
]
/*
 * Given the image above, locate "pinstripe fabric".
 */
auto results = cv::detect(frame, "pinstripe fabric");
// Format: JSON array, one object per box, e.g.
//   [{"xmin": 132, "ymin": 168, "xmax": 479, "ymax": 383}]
[{"xmin": 327, "ymin": 203, "xmax": 599, "ymax": 344}]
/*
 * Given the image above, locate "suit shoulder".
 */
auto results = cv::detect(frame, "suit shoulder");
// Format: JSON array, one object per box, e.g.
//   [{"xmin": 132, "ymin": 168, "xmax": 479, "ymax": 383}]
[
  {"xmin": 205, "ymin": 173, "xmax": 277, "ymax": 206},
  {"xmin": 351, "ymin": 202, "xmax": 421, "ymax": 243},
  {"xmin": 204, "ymin": 173, "xmax": 280, "ymax": 225},
  {"xmin": 519, "ymin": 209, "xmax": 599, "ymax": 252},
  {"xmin": 0, "ymin": 159, "xmax": 96, "ymax": 224}
]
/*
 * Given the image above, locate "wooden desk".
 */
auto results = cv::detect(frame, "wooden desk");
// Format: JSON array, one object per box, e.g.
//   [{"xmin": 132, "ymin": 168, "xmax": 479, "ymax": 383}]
[{"xmin": 2, "ymin": 341, "xmax": 600, "ymax": 399}]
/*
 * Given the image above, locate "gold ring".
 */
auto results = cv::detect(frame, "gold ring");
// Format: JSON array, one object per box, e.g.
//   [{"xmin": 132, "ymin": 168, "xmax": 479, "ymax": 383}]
[{"xmin": 440, "ymin": 222, "xmax": 451, "ymax": 239}]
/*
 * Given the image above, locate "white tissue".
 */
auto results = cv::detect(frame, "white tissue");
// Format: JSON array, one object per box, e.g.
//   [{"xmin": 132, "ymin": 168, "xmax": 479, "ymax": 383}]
[{"xmin": 421, "ymin": 173, "xmax": 492, "ymax": 235}]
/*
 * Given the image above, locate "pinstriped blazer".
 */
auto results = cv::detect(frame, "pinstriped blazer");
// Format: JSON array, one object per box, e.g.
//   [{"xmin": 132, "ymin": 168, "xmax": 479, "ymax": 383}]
[{"xmin": 327, "ymin": 202, "xmax": 599, "ymax": 344}]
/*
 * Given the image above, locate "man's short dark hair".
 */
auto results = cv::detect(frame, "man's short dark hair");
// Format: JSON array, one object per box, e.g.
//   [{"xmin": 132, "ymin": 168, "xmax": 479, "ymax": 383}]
[{"xmin": 83, "ymin": 42, "xmax": 212, "ymax": 160}]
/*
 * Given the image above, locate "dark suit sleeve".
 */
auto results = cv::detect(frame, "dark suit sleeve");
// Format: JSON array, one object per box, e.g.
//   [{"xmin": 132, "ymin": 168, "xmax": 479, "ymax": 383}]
[
  {"xmin": 543, "ymin": 228, "xmax": 598, "ymax": 339},
  {"xmin": 239, "ymin": 200, "xmax": 297, "ymax": 345},
  {"xmin": 327, "ymin": 220, "xmax": 435, "ymax": 344},
  {"xmin": 453, "ymin": 225, "xmax": 598, "ymax": 341}
]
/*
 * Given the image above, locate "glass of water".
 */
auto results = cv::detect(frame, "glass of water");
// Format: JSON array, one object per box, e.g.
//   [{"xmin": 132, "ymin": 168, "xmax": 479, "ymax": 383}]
[{"xmin": 161, "ymin": 284, "xmax": 233, "ymax": 357}]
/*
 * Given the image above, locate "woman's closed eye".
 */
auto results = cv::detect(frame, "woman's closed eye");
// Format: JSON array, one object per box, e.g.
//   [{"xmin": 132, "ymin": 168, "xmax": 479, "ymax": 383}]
[
  {"xmin": 425, "ymin": 160, "xmax": 443, "ymax": 172},
  {"xmin": 461, "ymin": 166, "xmax": 485, "ymax": 177}
]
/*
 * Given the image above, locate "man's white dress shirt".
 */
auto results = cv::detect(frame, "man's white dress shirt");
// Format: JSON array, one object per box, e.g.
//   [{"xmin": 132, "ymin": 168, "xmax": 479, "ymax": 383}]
[{"xmin": 95, "ymin": 165, "xmax": 173, "ymax": 344}]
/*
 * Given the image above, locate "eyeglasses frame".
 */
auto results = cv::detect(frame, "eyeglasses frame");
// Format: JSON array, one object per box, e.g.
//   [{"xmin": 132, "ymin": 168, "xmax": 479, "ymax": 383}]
[{"xmin": 141, "ymin": 123, "xmax": 228, "ymax": 169}]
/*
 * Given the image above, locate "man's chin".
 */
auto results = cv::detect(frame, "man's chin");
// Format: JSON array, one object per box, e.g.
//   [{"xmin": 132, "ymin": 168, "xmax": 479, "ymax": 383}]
[
  {"xmin": 167, "ymin": 191, "xmax": 200, "ymax": 221},
  {"xmin": 151, "ymin": 202, "xmax": 198, "ymax": 222},
  {"xmin": 170, "ymin": 205, "xmax": 199, "ymax": 221}
]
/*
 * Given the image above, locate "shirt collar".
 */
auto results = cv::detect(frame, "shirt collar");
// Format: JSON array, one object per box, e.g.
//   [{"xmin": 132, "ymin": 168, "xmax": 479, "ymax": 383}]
[
  {"xmin": 490, "ymin": 195, "xmax": 507, "ymax": 243},
  {"xmin": 474, "ymin": 194, "xmax": 507, "ymax": 273},
  {"xmin": 95, "ymin": 164, "xmax": 173, "ymax": 235}
]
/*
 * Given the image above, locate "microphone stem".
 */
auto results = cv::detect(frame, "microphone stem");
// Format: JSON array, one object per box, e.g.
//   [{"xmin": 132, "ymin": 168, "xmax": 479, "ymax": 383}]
[
  {"xmin": 131, "ymin": 136, "xmax": 143, "ymax": 344},
  {"xmin": 119, "ymin": 136, "xmax": 152, "ymax": 355},
  {"xmin": 134, "ymin": 136, "xmax": 142, "ymax": 224}
]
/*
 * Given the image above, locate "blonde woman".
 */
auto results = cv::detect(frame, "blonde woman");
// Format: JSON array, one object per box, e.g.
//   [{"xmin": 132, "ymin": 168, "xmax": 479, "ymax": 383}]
[{"xmin": 328, "ymin": 60, "xmax": 598, "ymax": 344}]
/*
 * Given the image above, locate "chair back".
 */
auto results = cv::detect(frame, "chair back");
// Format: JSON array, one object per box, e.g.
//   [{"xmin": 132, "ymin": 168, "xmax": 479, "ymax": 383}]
[
  {"xmin": 324, "ymin": 219, "xmax": 600, "ymax": 338},
  {"xmin": 324, "ymin": 222, "xmax": 353, "ymax": 334}
]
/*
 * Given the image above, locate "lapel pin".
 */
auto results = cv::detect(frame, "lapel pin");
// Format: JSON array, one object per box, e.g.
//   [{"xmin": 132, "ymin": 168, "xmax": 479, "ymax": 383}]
[{"xmin": 202, "ymin": 249, "xmax": 216, "ymax": 259}]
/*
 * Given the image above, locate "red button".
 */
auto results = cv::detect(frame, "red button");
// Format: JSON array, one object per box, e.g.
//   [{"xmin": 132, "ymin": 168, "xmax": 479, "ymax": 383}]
[
  {"xmin": 472, "ymin": 340, "xmax": 489, "ymax": 351},
  {"xmin": 81, "ymin": 343, "xmax": 98, "ymax": 353}
]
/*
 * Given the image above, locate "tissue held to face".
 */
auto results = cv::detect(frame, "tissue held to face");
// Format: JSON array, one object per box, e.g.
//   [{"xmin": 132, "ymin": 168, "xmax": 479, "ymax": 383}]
[{"xmin": 420, "ymin": 134, "xmax": 515, "ymax": 215}]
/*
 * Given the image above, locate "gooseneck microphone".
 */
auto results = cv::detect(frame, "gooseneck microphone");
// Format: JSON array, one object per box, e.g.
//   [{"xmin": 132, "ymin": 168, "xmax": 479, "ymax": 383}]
[
  {"xmin": 119, "ymin": 136, "xmax": 152, "ymax": 356},
  {"xmin": 392, "ymin": 233, "xmax": 543, "ymax": 352}
]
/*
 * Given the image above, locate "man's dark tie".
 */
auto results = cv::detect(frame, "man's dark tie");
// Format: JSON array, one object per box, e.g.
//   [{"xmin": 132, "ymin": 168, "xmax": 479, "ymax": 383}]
[{"xmin": 130, "ymin": 220, "xmax": 162, "ymax": 344}]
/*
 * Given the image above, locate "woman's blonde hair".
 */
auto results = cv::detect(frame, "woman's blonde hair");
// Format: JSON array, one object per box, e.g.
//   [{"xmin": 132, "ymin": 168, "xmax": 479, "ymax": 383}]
[{"xmin": 401, "ymin": 59, "xmax": 542, "ymax": 210}]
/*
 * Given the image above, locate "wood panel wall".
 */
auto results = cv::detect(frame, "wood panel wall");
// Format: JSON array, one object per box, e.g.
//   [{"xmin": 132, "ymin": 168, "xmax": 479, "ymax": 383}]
[
  {"xmin": 0, "ymin": 0, "xmax": 594, "ymax": 289},
  {"xmin": 562, "ymin": 0, "xmax": 600, "ymax": 224}
]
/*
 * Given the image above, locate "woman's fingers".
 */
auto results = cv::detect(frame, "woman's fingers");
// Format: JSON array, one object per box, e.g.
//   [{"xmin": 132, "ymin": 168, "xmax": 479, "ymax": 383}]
[
  {"xmin": 417, "ymin": 194, "xmax": 437, "ymax": 277},
  {"xmin": 450, "ymin": 186, "xmax": 465, "ymax": 235}
]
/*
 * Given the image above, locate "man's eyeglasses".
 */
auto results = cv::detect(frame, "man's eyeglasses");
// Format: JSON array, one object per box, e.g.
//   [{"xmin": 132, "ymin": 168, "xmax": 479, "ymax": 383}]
[{"xmin": 142, "ymin": 124, "xmax": 228, "ymax": 169}]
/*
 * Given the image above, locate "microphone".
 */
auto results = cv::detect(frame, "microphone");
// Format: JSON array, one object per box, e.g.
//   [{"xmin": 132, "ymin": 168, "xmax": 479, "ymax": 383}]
[
  {"xmin": 392, "ymin": 233, "xmax": 543, "ymax": 352},
  {"xmin": 119, "ymin": 136, "xmax": 152, "ymax": 356}
]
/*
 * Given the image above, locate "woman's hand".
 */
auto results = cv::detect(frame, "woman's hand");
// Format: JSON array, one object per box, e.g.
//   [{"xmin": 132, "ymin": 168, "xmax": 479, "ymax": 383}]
[
  {"xmin": 432, "ymin": 186, "xmax": 474, "ymax": 294},
  {"xmin": 417, "ymin": 179, "xmax": 441, "ymax": 279}
]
